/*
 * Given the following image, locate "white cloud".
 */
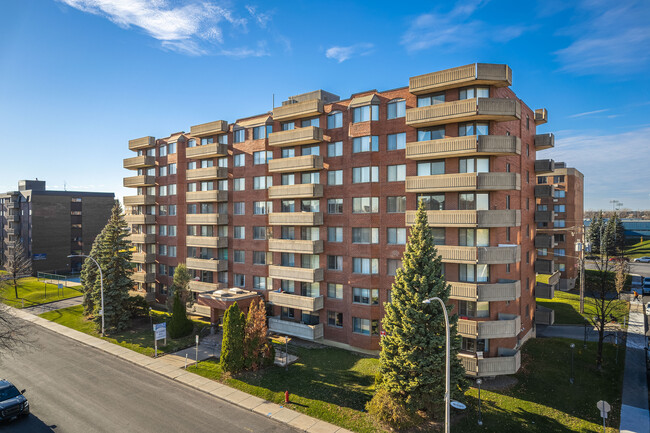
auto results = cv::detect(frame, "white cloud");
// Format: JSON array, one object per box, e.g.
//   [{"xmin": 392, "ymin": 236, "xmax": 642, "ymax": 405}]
[
  {"xmin": 219, "ymin": 41, "xmax": 269, "ymax": 58},
  {"xmin": 245, "ymin": 5, "xmax": 270, "ymax": 28},
  {"xmin": 325, "ymin": 43, "xmax": 374, "ymax": 63},
  {"xmin": 567, "ymin": 109, "xmax": 609, "ymax": 118}
]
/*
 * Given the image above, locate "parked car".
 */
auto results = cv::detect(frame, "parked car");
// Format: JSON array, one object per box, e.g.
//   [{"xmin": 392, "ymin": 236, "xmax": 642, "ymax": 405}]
[
  {"xmin": 608, "ymin": 256, "xmax": 630, "ymax": 262},
  {"xmin": 634, "ymin": 257, "xmax": 650, "ymax": 263},
  {"xmin": 0, "ymin": 380, "xmax": 28, "ymax": 423},
  {"xmin": 646, "ymin": 302, "xmax": 650, "ymax": 316},
  {"xmin": 644, "ymin": 278, "xmax": 650, "ymax": 295}
]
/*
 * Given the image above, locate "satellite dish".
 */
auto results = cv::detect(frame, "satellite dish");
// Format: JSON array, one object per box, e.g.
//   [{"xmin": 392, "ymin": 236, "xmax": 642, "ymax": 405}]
[{"xmin": 450, "ymin": 400, "xmax": 466, "ymax": 410}]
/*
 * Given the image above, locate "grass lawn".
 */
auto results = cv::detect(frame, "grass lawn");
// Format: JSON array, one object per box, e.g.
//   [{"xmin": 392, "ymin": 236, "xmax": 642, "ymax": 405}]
[
  {"xmin": 624, "ymin": 239, "xmax": 650, "ymax": 258},
  {"xmin": 188, "ymin": 338, "xmax": 623, "ymax": 433},
  {"xmin": 537, "ymin": 290, "xmax": 628, "ymax": 325},
  {"xmin": 39, "ymin": 305, "xmax": 208, "ymax": 356},
  {"xmin": 0, "ymin": 277, "xmax": 82, "ymax": 308}
]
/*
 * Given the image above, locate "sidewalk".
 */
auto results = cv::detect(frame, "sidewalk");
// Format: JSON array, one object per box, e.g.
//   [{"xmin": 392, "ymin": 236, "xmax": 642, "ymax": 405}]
[
  {"xmin": 619, "ymin": 302, "xmax": 650, "ymax": 433},
  {"xmin": 9, "ymin": 306, "xmax": 351, "ymax": 433},
  {"xmin": 22, "ymin": 296, "xmax": 83, "ymax": 315}
]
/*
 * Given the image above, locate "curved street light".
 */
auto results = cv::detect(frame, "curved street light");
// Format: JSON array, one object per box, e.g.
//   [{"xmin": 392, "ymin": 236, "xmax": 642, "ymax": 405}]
[
  {"xmin": 68, "ymin": 254, "xmax": 104, "ymax": 336},
  {"xmin": 423, "ymin": 296, "xmax": 450, "ymax": 433}
]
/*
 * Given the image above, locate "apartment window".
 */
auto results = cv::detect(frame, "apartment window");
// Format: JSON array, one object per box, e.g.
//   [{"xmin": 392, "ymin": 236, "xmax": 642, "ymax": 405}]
[
  {"xmin": 538, "ymin": 176, "xmax": 547, "ymax": 185},
  {"xmin": 159, "ymin": 205, "xmax": 168, "ymax": 216},
  {"xmin": 353, "ymin": 288, "xmax": 379, "ymax": 305},
  {"xmin": 217, "ymin": 180, "xmax": 227, "ymax": 190},
  {"xmin": 459, "ymin": 228, "xmax": 489, "ymax": 247},
  {"xmin": 537, "ymin": 204, "xmax": 548, "ymax": 211},
  {"xmin": 200, "ymin": 181, "xmax": 214, "ymax": 191},
  {"xmin": 187, "ymin": 204, "xmax": 198, "ymax": 214},
  {"xmin": 234, "ymin": 154, "xmax": 245, "ymax": 167},
  {"xmin": 387, "ymin": 196, "xmax": 406, "ymax": 213},
  {"xmin": 327, "ymin": 284, "xmax": 343, "ymax": 299},
  {"xmin": 352, "ymin": 136, "xmax": 378, "ymax": 153},
  {"xmin": 233, "ymin": 274, "xmax": 245, "ymax": 288},
  {"xmin": 233, "ymin": 178, "xmax": 245, "ymax": 191},
  {"xmin": 554, "ymin": 190, "xmax": 566, "ymax": 198},
  {"xmin": 387, "ymin": 228, "xmax": 407, "ymax": 245},
  {"xmin": 460, "ymin": 87, "xmax": 489, "ymax": 99},
  {"xmin": 253, "ymin": 226, "xmax": 267, "ymax": 240},
  {"xmin": 459, "ymin": 301, "xmax": 489, "ymax": 318},
  {"xmin": 558, "ymin": 263, "xmax": 566, "ymax": 272},
  {"xmin": 387, "ymin": 259, "xmax": 402, "ymax": 276},
  {"xmin": 253, "ymin": 151, "xmax": 271, "ymax": 165},
  {"xmin": 352, "ymin": 228, "xmax": 379, "ymax": 244},
  {"xmin": 554, "ymin": 248, "xmax": 566, "ymax": 257},
  {"xmin": 554, "ymin": 234, "xmax": 565, "ymax": 243},
  {"xmin": 159, "ymin": 185, "xmax": 167, "ymax": 196},
  {"xmin": 327, "ymin": 255, "xmax": 343, "ymax": 271},
  {"xmin": 187, "ymin": 161, "xmax": 197, "ymax": 170},
  {"xmin": 352, "ymin": 317, "xmax": 379, "ymax": 336},
  {"xmin": 417, "ymin": 127, "xmax": 445, "ymax": 141},
  {"xmin": 253, "ymin": 201, "xmax": 272, "ymax": 215},
  {"xmin": 234, "ymin": 129, "xmax": 245, "ymax": 143},
  {"xmin": 168, "ymin": 163, "xmax": 177, "ymax": 175},
  {"xmin": 158, "ymin": 245, "xmax": 167, "ymax": 256},
  {"xmin": 281, "ymin": 227, "xmax": 295, "ymax": 240},
  {"xmin": 281, "ymin": 200, "xmax": 295, "ymax": 213},
  {"xmin": 301, "ymin": 200, "xmax": 319, "ymax": 212},
  {"xmin": 201, "ymin": 137, "xmax": 214, "ymax": 145},
  {"xmin": 168, "ymin": 246, "xmax": 176, "ymax": 257},
  {"xmin": 233, "ymin": 250, "xmax": 245, "ymax": 263},
  {"xmin": 554, "ymin": 220, "xmax": 566, "ymax": 228},
  {"xmin": 327, "ymin": 311, "xmax": 343, "ymax": 328},
  {"xmin": 459, "ymin": 158, "xmax": 489, "ymax": 173},
  {"xmin": 281, "ymin": 253, "xmax": 295, "ymax": 267},
  {"xmin": 159, "ymin": 166, "xmax": 168, "ymax": 176},
  {"xmin": 168, "ymin": 184, "xmax": 176, "ymax": 195},
  {"xmin": 459, "ymin": 193, "xmax": 489, "ymax": 210},
  {"xmin": 253, "ymin": 276, "xmax": 267, "ymax": 290},
  {"xmin": 352, "ymin": 104, "xmax": 378, "ymax": 123},
  {"xmin": 328, "ymin": 170, "xmax": 343, "ymax": 185},
  {"xmin": 234, "ymin": 226, "xmax": 245, "ymax": 239},
  {"xmin": 327, "ymin": 111, "xmax": 343, "ymax": 129},
  {"xmin": 233, "ymin": 202, "xmax": 245, "ymax": 215},
  {"xmin": 282, "ymin": 148, "xmax": 295, "ymax": 158},
  {"xmin": 328, "ymin": 141, "xmax": 343, "ymax": 157},
  {"xmin": 253, "ymin": 251, "xmax": 267, "ymax": 265},
  {"xmin": 387, "ymin": 99, "xmax": 406, "ymax": 119},
  {"xmin": 353, "ymin": 258, "xmax": 378, "ymax": 274},
  {"xmin": 281, "ymin": 174, "xmax": 295, "ymax": 185},
  {"xmin": 328, "ymin": 227, "xmax": 343, "ymax": 242},
  {"xmin": 301, "ymin": 117, "xmax": 319, "ymax": 128},
  {"xmin": 417, "ymin": 92, "xmax": 445, "ymax": 107},
  {"xmin": 302, "ymin": 144, "xmax": 320, "ymax": 156},
  {"xmin": 387, "ymin": 132, "xmax": 406, "ymax": 150},
  {"xmin": 159, "ymin": 144, "xmax": 167, "ymax": 157},
  {"xmin": 302, "ymin": 226, "xmax": 319, "ymax": 241},
  {"xmin": 387, "ymin": 164, "xmax": 406, "ymax": 182},
  {"xmin": 168, "ymin": 225, "xmax": 176, "ymax": 236},
  {"xmin": 328, "ymin": 198, "xmax": 343, "ymax": 214},
  {"xmin": 460, "ymin": 264, "xmax": 489, "ymax": 283},
  {"xmin": 188, "ymin": 139, "xmax": 197, "ymax": 147},
  {"xmin": 301, "ymin": 254, "xmax": 319, "ymax": 270},
  {"xmin": 253, "ymin": 125, "xmax": 273, "ymax": 140},
  {"xmin": 554, "ymin": 204, "xmax": 566, "ymax": 213},
  {"xmin": 418, "ymin": 194, "xmax": 445, "ymax": 210},
  {"xmin": 417, "ymin": 161, "xmax": 445, "ymax": 176},
  {"xmin": 537, "ymin": 248, "xmax": 548, "ymax": 256},
  {"xmin": 459, "ymin": 122, "xmax": 489, "ymax": 136},
  {"xmin": 352, "ymin": 166, "xmax": 379, "ymax": 183},
  {"xmin": 526, "ymin": 115, "xmax": 530, "ymax": 130},
  {"xmin": 281, "ymin": 121, "xmax": 295, "ymax": 131},
  {"xmin": 352, "ymin": 197, "xmax": 379, "ymax": 213},
  {"xmin": 554, "ymin": 175, "xmax": 565, "ymax": 183},
  {"xmin": 301, "ymin": 171, "xmax": 320, "ymax": 184},
  {"xmin": 506, "ymin": 195, "xmax": 510, "ymax": 210},
  {"xmin": 254, "ymin": 176, "xmax": 272, "ymax": 190}
]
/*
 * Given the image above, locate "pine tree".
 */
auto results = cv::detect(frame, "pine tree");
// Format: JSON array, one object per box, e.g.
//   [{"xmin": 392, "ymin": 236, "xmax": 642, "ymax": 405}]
[
  {"xmin": 167, "ymin": 263, "xmax": 191, "ymax": 312},
  {"xmin": 614, "ymin": 214, "xmax": 626, "ymax": 252},
  {"xmin": 220, "ymin": 303, "xmax": 246, "ymax": 373},
  {"xmin": 588, "ymin": 211, "xmax": 603, "ymax": 254},
  {"xmin": 80, "ymin": 231, "xmax": 104, "ymax": 316},
  {"xmin": 2, "ymin": 240, "xmax": 32, "ymax": 299},
  {"xmin": 377, "ymin": 201, "xmax": 467, "ymax": 418},
  {"xmin": 167, "ymin": 290, "xmax": 193, "ymax": 339},
  {"xmin": 603, "ymin": 216, "xmax": 617, "ymax": 257},
  {"xmin": 243, "ymin": 297, "xmax": 273, "ymax": 370}
]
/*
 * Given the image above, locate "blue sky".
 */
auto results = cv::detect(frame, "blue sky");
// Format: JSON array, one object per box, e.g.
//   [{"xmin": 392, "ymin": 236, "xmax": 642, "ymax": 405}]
[{"xmin": 0, "ymin": 0, "xmax": 648, "ymax": 210}]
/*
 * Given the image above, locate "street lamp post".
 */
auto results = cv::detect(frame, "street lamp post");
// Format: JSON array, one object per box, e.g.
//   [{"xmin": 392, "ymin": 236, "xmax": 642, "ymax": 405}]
[
  {"xmin": 476, "ymin": 378, "xmax": 483, "ymax": 426},
  {"xmin": 569, "ymin": 343, "xmax": 575, "ymax": 384},
  {"xmin": 69, "ymin": 254, "xmax": 104, "ymax": 336},
  {"xmin": 423, "ymin": 297, "xmax": 450, "ymax": 433}
]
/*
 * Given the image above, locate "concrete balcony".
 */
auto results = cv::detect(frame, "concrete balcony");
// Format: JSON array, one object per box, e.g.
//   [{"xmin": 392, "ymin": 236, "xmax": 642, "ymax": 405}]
[
  {"xmin": 268, "ymin": 155, "xmax": 324, "ymax": 173},
  {"xmin": 272, "ymin": 99, "xmax": 324, "ymax": 122},
  {"xmin": 535, "ymin": 234, "xmax": 554, "ymax": 249},
  {"xmin": 437, "ymin": 245, "xmax": 521, "ymax": 264},
  {"xmin": 268, "ymin": 292, "xmax": 324, "ymax": 312},
  {"xmin": 123, "ymin": 195, "xmax": 156, "ymax": 206},
  {"xmin": 189, "ymin": 281, "xmax": 223, "ymax": 293},
  {"xmin": 409, "ymin": 63, "xmax": 512, "ymax": 94},
  {"xmin": 535, "ymin": 259, "xmax": 555, "ymax": 274},
  {"xmin": 186, "ymin": 143, "xmax": 228, "ymax": 159},
  {"xmin": 268, "ymin": 183, "xmax": 323, "ymax": 199},
  {"xmin": 535, "ymin": 133, "xmax": 555, "ymax": 150},
  {"xmin": 186, "ymin": 257, "xmax": 228, "ymax": 272},
  {"xmin": 186, "ymin": 303, "xmax": 212, "ymax": 317},
  {"xmin": 268, "ymin": 265, "xmax": 324, "ymax": 283},
  {"xmin": 534, "ymin": 108, "xmax": 548, "ymax": 125},
  {"xmin": 5, "ymin": 227, "xmax": 18, "ymax": 236},
  {"xmin": 186, "ymin": 167, "xmax": 228, "ymax": 181},
  {"xmin": 132, "ymin": 272, "xmax": 155, "ymax": 284},
  {"xmin": 536, "ymin": 271, "xmax": 560, "ymax": 299},
  {"xmin": 186, "ymin": 213, "xmax": 229, "ymax": 225},
  {"xmin": 7, "ymin": 213, "xmax": 19, "ymax": 223},
  {"xmin": 189, "ymin": 120, "xmax": 228, "ymax": 137},
  {"xmin": 123, "ymin": 155, "xmax": 155, "ymax": 170},
  {"xmin": 406, "ymin": 209, "xmax": 521, "ymax": 228},
  {"xmin": 129, "ymin": 233, "xmax": 156, "ymax": 244},
  {"xmin": 449, "ymin": 280, "xmax": 521, "ymax": 302},
  {"xmin": 534, "ymin": 159, "xmax": 555, "ymax": 173},
  {"xmin": 406, "ymin": 172, "xmax": 520, "ymax": 193},
  {"xmin": 535, "ymin": 210, "xmax": 554, "ymax": 223},
  {"xmin": 268, "ymin": 317, "xmax": 324, "ymax": 341},
  {"xmin": 406, "ymin": 98, "xmax": 521, "ymax": 128},
  {"xmin": 186, "ymin": 236, "xmax": 227, "ymax": 248},
  {"xmin": 268, "ymin": 212, "xmax": 323, "ymax": 226},
  {"xmin": 123, "ymin": 175, "xmax": 156, "ymax": 188},
  {"xmin": 125, "ymin": 214, "xmax": 155, "ymax": 225},
  {"xmin": 459, "ymin": 350, "xmax": 521, "ymax": 377},
  {"xmin": 186, "ymin": 190, "xmax": 228, "ymax": 203},
  {"xmin": 534, "ymin": 184, "xmax": 555, "ymax": 198},
  {"xmin": 128, "ymin": 136, "xmax": 156, "ymax": 151},
  {"xmin": 406, "ymin": 135, "xmax": 520, "ymax": 160},
  {"xmin": 268, "ymin": 239, "xmax": 324, "ymax": 254},
  {"xmin": 458, "ymin": 315, "xmax": 521, "ymax": 339},
  {"xmin": 268, "ymin": 126, "xmax": 323, "ymax": 147},
  {"xmin": 132, "ymin": 252, "xmax": 155, "ymax": 264},
  {"xmin": 536, "ymin": 305, "xmax": 555, "ymax": 325}
]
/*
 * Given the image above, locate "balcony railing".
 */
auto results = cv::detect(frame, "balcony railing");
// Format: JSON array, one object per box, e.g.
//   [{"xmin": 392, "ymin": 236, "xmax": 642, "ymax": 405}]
[
  {"xmin": 534, "ymin": 184, "xmax": 555, "ymax": 198},
  {"xmin": 535, "ymin": 133, "xmax": 555, "ymax": 150},
  {"xmin": 185, "ymin": 143, "xmax": 229, "ymax": 159},
  {"xmin": 409, "ymin": 63, "xmax": 512, "ymax": 94},
  {"xmin": 406, "ymin": 172, "xmax": 520, "ymax": 193},
  {"xmin": 268, "ymin": 126, "xmax": 323, "ymax": 147},
  {"xmin": 123, "ymin": 155, "xmax": 155, "ymax": 170},
  {"xmin": 186, "ymin": 236, "xmax": 227, "ymax": 248},
  {"xmin": 186, "ymin": 190, "xmax": 228, "ymax": 203},
  {"xmin": 189, "ymin": 281, "xmax": 222, "ymax": 293},
  {"xmin": 186, "ymin": 213, "xmax": 229, "ymax": 225},
  {"xmin": 129, "ymin": 233, "xmax": 156, "ymax": 244},
  {"xmin": 458, "ymin": 315, "xmax": 521, "ymax": 339},
  {"xmin": 406, "ymin": 135, "xmax": 520, "ymax": 160},
  {"xmin": 186, "ymin": 303, "xmax": 212, "ymax": 317},
  {"xmin": 128, "ymin": 136, "xmax": 155, "ymax": 151},
  {"xmin": 272, "ymin": 99, "xmax": 324, "ymax": 121},
  {"xmin": 123, "ymin": 195, "xmax": 156, "ymax": 206},
  {"xmin": 459, "ymin": 350, "xmax": 521, "ymax": 377},
  {"xmin": 405, "ymin": 209, "xmax": 521, "ymax": 228},
  {"xmin": 535, "ymin": 283, "xmax": 555, "ymax": 300},
  {"xmin": 268, "ymin": 212, "xmax": 323, "ymax": 226},
  {"xmin": 268, "ymin": 183, "xmax": 323, "ymax": 199},
  {"xmin": 132, "ymin": 252, "xmax": 155, "ymax": 264},
  {"xmin": 268, "ymin": 155, "xmax": 324, "ymax": 173},
  {"xmin": 449, "ymin": 280, "xmax": 521, "ymax": 302},
  {"xmin": 535, "ymin": 259, "xmax": 555, "ymax": 274},
  {"xmin": 186, "ymin": 257, "xmax": 227, "ymax": 272},
  {"xmin": 268, "ymin": 239, "xmax": 324, "ymax": 254},
  {"xmin": 123, "ymin": 175, "xmax": 156, "ymax": 188},
  {"xmin": 189, "ymin": 120, "xmax": 228, "ymax": 137},
  {"xmin": 406, "ymin": 98, "xmax": 521, "ymax": 127},
  {"xmin": 536, "ymin": 305, "xmax": 555, "ymax": 325},
  {"xmin": 535, "ymin": 210, "xmax": 554, "ymax": 223},
  {"xmin": 436, "ymin": 245, "xmax": 521, "ymax": 264},
  {"xmin": 534, "ymin": 159, "xmax": 555, "ymax": 173},
  {"xmin": 186, "ymin": 167, "xmax": 228, "ymax": 181},
  {"xmin": 535, "ymin": 234, "xmax": 554, "ymax": 248},
  {"xmin": 268, "ymin": 265, "xmax": 324, "ymax": 283},
  {"xmin": 268, "ymin": 317, "xmax": 324, "ymax": 340},
  {"xmin": 534, "ymin": 108, "xmax": 548, "ymax": 125},
  {"xmin": 132, "ymin": 272, "xmax": 155, "ymax": 284},
  {"xmin": 268, "ymin": 292, "xmax": 324, "ymax": 312},
  {"xmin": 125, "ymin": 214, "xmax": 155, "ymax": 225}
]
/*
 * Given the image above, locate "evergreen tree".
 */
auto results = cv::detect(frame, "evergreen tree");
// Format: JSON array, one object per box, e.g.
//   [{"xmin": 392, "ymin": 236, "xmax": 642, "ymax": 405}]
[
  {"xmin": 603, "ymin": 216, "xmax": 617, "ymax": 257},
  {"xmin": 588, "ymin": 211, "xmax": 603, "ymax": 254},
  {"xmin": 167, "ymin": 263, "xmax": 191, "ymax": 312},
  {"xmin": 243, "ymin": 297, "xmax": 273, "ymax": 370},
  {"xmin": 615, "ymin": 214, "xmax": 626, "ymax": 252},
  {"xmin": 81, "ymin": 202, "xmax": 134, "ymax": 333},
  {"xmin": 376, "ymin": 201, "xmax": 467, "ymax": 418},
  {"xmin": 167, "ymin": 290, "xmax": 193, "ymax": 339},
  {"xmin": 220, "ymin": 303, "xmax": 246, "ymax": 373}
]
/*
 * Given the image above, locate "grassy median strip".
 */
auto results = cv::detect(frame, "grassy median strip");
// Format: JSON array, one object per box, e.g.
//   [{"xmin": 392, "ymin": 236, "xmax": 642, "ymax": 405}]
[
  {"xmin": 1, "ymin": 277, "xmax": 82, "ymax": 308},
  {"xmin": 39, "ymin": 305, "xmax": 207, "ymax": 356},
  {"xmin": 537, "ymin": 290, "xmax": 629, "ymax": 325},
  {"xmin": 624, "ymin": 239, "xmax": 650, "ymax": 258}
]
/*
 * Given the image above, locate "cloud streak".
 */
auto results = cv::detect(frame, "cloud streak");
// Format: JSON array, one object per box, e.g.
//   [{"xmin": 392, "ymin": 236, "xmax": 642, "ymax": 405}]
[
  {"xmin": 567, "ymin": 109, "xmax": 609, "ymax": 118},
  {"xmin": 325, "ymin": 43, "xmax": 374, "ymax": 63}
]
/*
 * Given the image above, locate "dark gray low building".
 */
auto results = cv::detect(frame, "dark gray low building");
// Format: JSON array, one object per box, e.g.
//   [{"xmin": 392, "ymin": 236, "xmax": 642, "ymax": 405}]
[{"xmin": 0, "ymin": 180, "xmax": 115, "ymax": 274}]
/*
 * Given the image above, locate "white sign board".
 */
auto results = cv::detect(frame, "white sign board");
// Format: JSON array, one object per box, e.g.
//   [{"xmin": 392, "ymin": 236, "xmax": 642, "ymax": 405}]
[
  {"xmin": 153, "ymin": 323, "xmax": 166, "ymax": 341},
  {"xmin": 597, "ymin": 400, "xmax": 611, "ymax": 419}
]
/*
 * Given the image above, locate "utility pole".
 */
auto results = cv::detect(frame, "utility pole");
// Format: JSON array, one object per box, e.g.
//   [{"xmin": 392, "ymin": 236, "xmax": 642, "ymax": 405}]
[{"xmin": 579, "ymin": 224, "xmax": 585, "ymax": 314}]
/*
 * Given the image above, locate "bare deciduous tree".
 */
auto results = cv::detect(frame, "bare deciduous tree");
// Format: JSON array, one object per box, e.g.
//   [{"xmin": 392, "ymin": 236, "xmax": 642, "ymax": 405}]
[
  {"xmin": 0, "ymin": 305, "xmax": 33, "ymax": 360},
  {"xmin": 2, "ymin": 240, "xmax": 32, "ymax": 299}
]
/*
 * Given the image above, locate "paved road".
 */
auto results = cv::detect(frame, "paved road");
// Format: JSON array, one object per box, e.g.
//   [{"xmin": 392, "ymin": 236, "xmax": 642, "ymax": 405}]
[{"xmin": 1, "ymin": 324, "xmax": 296, "ymax": 433}]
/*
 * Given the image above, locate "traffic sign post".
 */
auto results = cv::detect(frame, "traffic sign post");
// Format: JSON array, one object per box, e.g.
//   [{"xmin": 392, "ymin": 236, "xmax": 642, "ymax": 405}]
[{"xmin": 596, "ymin": 400, "xmax": 610, "ymax": 433}]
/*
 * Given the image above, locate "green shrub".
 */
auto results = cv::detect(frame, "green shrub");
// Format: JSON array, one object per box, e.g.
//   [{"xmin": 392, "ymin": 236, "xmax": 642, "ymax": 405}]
[
  {"xmin": 220, "ymin": 303, "xmax": 246, "ymax": 373},
  {"xmin": 167, "ymin": 291, "xmax": 193, "ymax": 339},
  {"xmin": 365, "ymin": 388, "xmax": 423, "ymax": 430},
  {"xmin": 124, "ymin": 295, "xmax": 150, "ymax": 319}
]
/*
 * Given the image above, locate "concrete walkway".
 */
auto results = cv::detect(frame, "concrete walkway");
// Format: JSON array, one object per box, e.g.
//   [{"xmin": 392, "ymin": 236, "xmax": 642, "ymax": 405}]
[
  {"xmin": 619, "ymin": 302, "xmax": 650, "ymax": 433},
  {"xmin": 537, "ymin": 323, "xmax": 621, "ymax": 344},
  {"xmin": 9, "ymin": 306, "xmax": 351, "ymax": 433},
  {"xmin": 22, "ymin": 296, "xmax": 83, "ymax": 315}
]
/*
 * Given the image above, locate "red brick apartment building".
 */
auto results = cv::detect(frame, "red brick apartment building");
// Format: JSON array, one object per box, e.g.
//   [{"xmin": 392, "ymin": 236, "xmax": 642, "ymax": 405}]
[{"xmin": 123, "ymin": 63, "xmax": 556, "ymax": 377}]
